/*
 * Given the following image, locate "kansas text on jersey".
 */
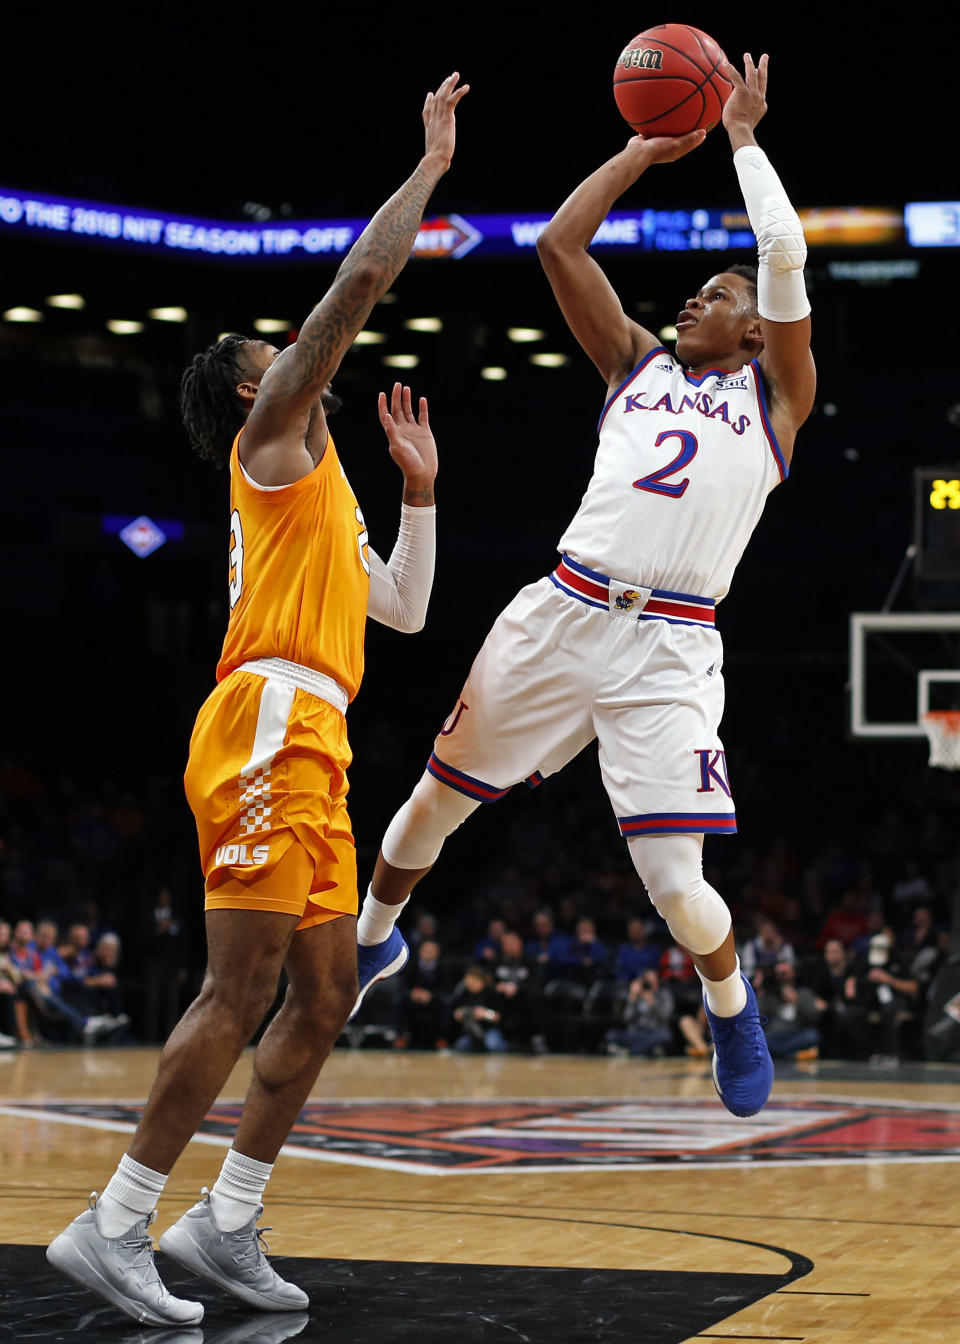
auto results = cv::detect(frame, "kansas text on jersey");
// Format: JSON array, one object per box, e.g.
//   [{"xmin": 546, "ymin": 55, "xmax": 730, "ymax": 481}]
[{"xmin": 558, "ymin": 346, "xmax": 786, "ymax": 602}]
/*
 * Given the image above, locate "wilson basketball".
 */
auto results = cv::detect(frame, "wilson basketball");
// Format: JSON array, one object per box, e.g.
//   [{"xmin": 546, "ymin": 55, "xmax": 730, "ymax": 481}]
[{"xmin": 613, "ymin": 23, "xmax": 733, "ymax": 137}]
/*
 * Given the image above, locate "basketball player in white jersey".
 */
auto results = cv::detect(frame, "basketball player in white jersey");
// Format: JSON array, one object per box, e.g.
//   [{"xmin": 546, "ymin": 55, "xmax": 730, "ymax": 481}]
[{"xmin": 354, "ymin": 53, "xmax": 814, "ymax": 1117}]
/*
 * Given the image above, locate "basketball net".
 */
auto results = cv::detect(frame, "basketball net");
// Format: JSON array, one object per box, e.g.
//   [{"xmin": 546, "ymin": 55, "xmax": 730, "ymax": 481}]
[{"xmin": 922, "ymin": 710, "xmax": 960, "ymax": 770}]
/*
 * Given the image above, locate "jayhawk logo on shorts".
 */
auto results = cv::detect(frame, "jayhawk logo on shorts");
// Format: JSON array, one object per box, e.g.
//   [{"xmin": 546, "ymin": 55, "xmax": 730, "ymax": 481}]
[{"xmin": 615, "ymin": 589, "xmax": 641, "ymax": 611}]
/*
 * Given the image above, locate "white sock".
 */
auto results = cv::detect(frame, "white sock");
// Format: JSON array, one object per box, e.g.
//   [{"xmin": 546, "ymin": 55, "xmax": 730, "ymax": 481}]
[
  {"xmin": 357, "ymin": 886, "xmax": 409, "ymax": 947},
  {"xmin": 698, "ymin": 958, "xmax": 748, "ymax": 1017},
  {"xmin": 209, "ymin": 1149, "xmax": 273, "ymax": 1232},
  {"xmin": 98, "ymin": 1154, "xmax": 168, "ymax": 1236}
]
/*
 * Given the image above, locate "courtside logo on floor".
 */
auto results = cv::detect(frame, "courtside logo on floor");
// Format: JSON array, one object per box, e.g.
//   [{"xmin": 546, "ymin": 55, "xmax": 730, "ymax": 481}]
[{"xmin": 4, "ymin": 1097, "xmax": 960, "ymax": 1173}]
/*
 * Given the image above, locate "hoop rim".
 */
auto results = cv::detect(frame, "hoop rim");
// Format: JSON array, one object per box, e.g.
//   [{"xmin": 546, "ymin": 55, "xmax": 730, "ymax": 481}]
[
  {"xmin": 922, "ymin": 709, "xmax": 960, "ymax": 769},
  {"xmin": 922, "ymin": 709, "xmax": 960, "ymax": 727}
]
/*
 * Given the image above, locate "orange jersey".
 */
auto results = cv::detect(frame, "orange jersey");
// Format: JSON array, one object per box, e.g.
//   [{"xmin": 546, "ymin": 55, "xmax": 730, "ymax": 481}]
[{"xmin": 216, "ymin": 430, "xmax": 370, "ymax": 699}]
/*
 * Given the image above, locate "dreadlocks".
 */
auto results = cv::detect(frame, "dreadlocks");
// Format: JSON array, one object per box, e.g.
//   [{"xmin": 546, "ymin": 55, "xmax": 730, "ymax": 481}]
[{"xmin": 179, "ymin": 334, "xmax": 253, "ymax": 469}]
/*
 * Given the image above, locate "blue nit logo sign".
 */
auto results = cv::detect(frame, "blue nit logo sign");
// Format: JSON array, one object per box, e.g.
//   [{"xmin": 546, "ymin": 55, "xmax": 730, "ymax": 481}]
[{"xmin": 118, "ymin": 515, "xmax": 166, "ymax": 558}]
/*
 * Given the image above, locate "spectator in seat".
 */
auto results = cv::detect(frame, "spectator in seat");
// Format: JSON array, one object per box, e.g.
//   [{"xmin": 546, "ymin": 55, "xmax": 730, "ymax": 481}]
[
  {"xmin": 605, "ymin": 970, "xmax": 675, "ymax": 1057},
  {"xmin": 8, "ymin": 920, "xmax": 43, "ymax": 1044},
  {"xmin": 407, "ymin": 909, "xmax": 440, "ymax": 952},
  {"xmin": 0, "ymin": 919, "xmax": 30, "ymax": 1046},
  {"xmin": 850, "ymin": 906, "xmax": 888, "ymax": 959},
  {"xmin": 852, "ymin": 929, "xmax": 918, "ymax": 1062},
  {"xmin": 658, "ymin": 944, "xmax": 703, "ymax": 1021},
  {"xmin": 613, "ymin": 916, "xmax": 661, "ymax": 983},
  {"xmin": 809, "ymin": 937, "xmax": 868, "ymax": 1059},
  {"xmin": 397, "ymin": 939, "xmax": 451, "ymax": 1050},
  {"xmin": 474, "ymin": 917, "xmax": 507, "ymax": 965},
  {"xmin": 59, "ymin": 923, "xmax": 95, "ymax": 977},
  {"xmin": 450, "ymin": 965, "xmax": 508, "ymax": 1053},
  {"xmin": 492, "ymin": 930, "xmax": 541, "ymax": 1050},
  {"xmin": 562, "ymin": 915, "xmax": 608, "ymax": 987},
  {"xmin": 755, "ymin": 960, "xmax": 820, "ymax": 1061},
  {"xmin": 816, "ymin": 888, "xmax": 870, "ymax": 950},
  {"xmin": 82, "ymin": 933, "xmax": 130, "ymax": 1032},
  {"xmin": 525, "ymin": 910, "xmax": 570, "ymax": 985},
  {"xmin": 740, "ymin": 919, "xmax": 795, "ymax": 979},
  {"xmin": 32, "ymin": 918, "xmax": 115, "ymax": 1044}
]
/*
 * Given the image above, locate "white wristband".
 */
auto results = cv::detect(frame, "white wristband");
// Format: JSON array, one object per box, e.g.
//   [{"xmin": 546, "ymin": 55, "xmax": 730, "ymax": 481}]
[{"xmin": 733, "ymin": 145, "xmax": 811, "ymax": 323}]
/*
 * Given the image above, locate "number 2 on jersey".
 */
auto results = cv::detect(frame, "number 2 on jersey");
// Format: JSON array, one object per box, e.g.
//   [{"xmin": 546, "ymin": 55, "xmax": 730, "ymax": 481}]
[{"xmin": 633, "ymin": 430, "xmax": 699, "ymax": 499}]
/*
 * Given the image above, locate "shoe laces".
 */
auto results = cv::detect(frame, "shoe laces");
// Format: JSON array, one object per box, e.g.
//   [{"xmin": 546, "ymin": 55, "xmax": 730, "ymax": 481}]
[
  {"xmin": 729, "ymin": 1011, "xmax": 769, "ymax": 1062},
  {"xmin": 201, "ymin": 1188, "xmax": 272, "ymax": 1269},
  {"xmin": 232, "ymin": 1221, "xmax": 272, "ymax": 1271},
  {"xmin": 117, "ymin": 1210, "xmax": 163, "ymax": 1291}
]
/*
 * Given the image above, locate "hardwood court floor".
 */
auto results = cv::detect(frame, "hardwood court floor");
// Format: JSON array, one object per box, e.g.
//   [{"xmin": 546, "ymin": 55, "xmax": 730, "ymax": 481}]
[{"xmin": 1, "ymin": 1046, "xmax": 959, "ymax": 1342}]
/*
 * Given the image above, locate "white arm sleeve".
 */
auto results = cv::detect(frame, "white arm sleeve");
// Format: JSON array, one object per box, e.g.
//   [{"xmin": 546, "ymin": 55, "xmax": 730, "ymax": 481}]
[
  {"xmin": 366, "ymin": 503, "xmax": 436, "ymax": 633},
  {"xmin": 733, "ymin": 145, "xmax": 811, "ymax": 323}
]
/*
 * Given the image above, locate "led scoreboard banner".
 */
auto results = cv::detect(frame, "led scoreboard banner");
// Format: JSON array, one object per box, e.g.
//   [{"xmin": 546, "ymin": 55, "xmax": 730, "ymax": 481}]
[{"xmin": 0, "ymin": 185, "xmax": 925, "ymax": 263}]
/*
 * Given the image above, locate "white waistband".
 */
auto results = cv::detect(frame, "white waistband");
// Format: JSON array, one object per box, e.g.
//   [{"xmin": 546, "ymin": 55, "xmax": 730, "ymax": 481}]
[{"xmin": 236, "ymin": 658, "xmax": 349, "ymax": 715}]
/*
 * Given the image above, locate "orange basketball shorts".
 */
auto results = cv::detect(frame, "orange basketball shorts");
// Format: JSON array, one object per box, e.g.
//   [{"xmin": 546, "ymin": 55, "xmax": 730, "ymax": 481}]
[{"xmin": 184, "ymin": 662, "xmax": 357, "ymax": 931}]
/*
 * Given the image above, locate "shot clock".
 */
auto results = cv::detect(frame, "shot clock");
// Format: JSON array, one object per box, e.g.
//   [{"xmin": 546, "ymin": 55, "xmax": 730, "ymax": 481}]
[{"xmin": 914, "ymin": 466, "xmax": 960, "ymax": 603}]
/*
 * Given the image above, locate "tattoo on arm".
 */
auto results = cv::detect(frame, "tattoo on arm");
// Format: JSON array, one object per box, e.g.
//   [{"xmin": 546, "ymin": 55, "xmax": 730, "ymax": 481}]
[
  {"xmin": 402, "ymin": 484, "xmax": 435, "ymax": 507},
  {"xmin": 262, "ymin": 165, "xmax": 441, "ymax": 407}
]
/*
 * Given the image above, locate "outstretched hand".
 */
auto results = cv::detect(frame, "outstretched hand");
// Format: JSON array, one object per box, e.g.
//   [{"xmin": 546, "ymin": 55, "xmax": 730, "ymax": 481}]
[
  {"xmin": 423, "ymin": 72, "xmax": 469, "ymax": 171},
  {"xmin": 624, "ymin": 128, "xmax": 706, "ymax": 164},
  {"xmin": 722, "ymin": 52, "xmax": 768, "ymax": 133},
  {"xmin": 379, "ymin": 382, "xmax": 437, "ymax": 499}
]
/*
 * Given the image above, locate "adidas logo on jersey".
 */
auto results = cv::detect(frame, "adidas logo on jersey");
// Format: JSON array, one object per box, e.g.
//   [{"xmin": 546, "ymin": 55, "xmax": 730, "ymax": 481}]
[{"xmin": 215, "ymin": 843, "xmax": 270, "ymax": 867}]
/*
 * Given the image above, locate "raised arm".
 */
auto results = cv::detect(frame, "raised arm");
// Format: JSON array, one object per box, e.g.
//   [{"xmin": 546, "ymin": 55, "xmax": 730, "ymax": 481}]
[
  {"xmin": 242, "ymin": 74, "xmax": 468, "ymax": 485},
  {"xmin": 724, "ymin": 54, "xmax": 816, "ymax": 441},
  {"xmin": 367, "ymin": 383, "xmax": 437, "ymax": 634},
  {"xmin": 536, "ymin": 130, "xmax": 704, "ymax": 386}
]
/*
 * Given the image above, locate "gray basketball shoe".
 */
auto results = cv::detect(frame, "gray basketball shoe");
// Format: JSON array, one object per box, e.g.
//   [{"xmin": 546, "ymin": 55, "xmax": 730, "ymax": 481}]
[
  {"xmin": 159, "ymin": 1191, "xmax": 309, "ymax": 1311},
  {"xmin": 46, "ymin": 1194, "xmax": 204, "ymax": 1326}
]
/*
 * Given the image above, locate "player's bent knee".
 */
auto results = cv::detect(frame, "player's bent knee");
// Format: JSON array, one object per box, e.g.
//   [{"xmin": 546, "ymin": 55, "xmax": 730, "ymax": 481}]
[
  {"xmin": 286, "ymin": 958, "xmax": 356, "ymax": 1041},
  {"xmin": 381, "ymin": 771, "xmax": 479, "ymax": 870},
  {"xmin": 627, "ymin": 832, "xmax": 731, "ymax": 956}
]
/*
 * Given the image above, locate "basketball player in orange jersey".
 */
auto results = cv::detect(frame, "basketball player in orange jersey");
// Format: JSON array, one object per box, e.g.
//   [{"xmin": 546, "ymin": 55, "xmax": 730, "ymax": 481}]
[
  {"xmin": 353, "ymin": 56, "xmax": 815, "ymax": 1119},
  {"xmin": 47, "ymin": 73, "xmax": 468, "ymax": 1327}
]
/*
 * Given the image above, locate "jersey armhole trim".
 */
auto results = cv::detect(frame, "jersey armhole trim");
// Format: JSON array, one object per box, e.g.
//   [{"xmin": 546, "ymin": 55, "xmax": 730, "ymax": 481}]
[
  {"xmin": 597, "ymin": 346, "xmax": 668, "ymax": 434},
  {"xmin": 231, "ymin": 428, "xmax": 331, "ymax": 495},
  {"xmin": 750, "ymin": 359, "xmax": 788, "ymax": 481}
]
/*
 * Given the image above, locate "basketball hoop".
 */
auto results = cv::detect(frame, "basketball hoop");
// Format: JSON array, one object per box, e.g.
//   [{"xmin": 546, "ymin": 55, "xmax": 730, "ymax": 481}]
[{"xmin": 922, "ymin": 710, "xmax": 960, "ymax": 770}]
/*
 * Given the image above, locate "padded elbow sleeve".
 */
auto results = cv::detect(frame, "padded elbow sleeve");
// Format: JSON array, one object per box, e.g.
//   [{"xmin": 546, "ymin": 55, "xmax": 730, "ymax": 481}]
[{"xmin": 734, "ymin": 145, "xmax": 811, "ymax": 323}]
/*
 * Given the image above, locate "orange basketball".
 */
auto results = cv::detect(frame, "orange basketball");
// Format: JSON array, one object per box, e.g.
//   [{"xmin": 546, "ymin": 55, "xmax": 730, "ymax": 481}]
[{"xmin": 613, "ymin": 23, "xmax": 733, "ymax": 137}]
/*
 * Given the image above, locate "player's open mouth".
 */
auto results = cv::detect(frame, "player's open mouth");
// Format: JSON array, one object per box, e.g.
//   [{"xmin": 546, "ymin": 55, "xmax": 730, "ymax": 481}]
[{"xmin": 676, "ymin": 311, "xmax": 697, "ymax": 328}]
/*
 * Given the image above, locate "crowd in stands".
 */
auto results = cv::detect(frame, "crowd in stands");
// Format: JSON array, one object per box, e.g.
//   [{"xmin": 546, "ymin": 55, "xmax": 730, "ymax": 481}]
[
  {"xmin": 348, "ymin": 760, "xmax": 960, "ymax": 1065},
  {"xmin": 0, "ymin": 758, "xmax": 193, "ymax": 1050},
  {"xmin": 351, "ymin": 893, "xmax": 951, "ymax": 1066},
  {"xmin": 0, "ymin": 753, "xmax": 958, "ymax": 1066}
]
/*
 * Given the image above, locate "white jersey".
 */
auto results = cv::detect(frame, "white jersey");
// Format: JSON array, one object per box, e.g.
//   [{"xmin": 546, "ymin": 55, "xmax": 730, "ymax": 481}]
[{"xmin": 558, "ymin": 345, "xmax": 787, "ymax": 601}]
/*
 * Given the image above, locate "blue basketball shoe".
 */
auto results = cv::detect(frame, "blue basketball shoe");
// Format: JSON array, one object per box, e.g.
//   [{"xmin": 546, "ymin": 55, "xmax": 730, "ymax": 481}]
[
  {"xmin": 350, "ymin": 926, "xmax": 409, "ymax": 1021},
  {"xmin": 703, "ymin": 973, "xmax": 774, "ymax": 1118}
]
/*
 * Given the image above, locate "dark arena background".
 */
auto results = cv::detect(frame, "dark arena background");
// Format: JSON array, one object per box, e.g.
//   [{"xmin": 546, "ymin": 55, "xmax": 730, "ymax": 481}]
[{"xmin": 2, "ymin": 6, "xmax": 960, "ymax": 1342}]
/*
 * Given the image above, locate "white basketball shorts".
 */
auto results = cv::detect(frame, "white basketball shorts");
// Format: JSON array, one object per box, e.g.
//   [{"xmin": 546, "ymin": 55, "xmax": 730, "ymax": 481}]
[{"xmin": 426, "ymin": 554, "xmax": 736, "ymax": 837}]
